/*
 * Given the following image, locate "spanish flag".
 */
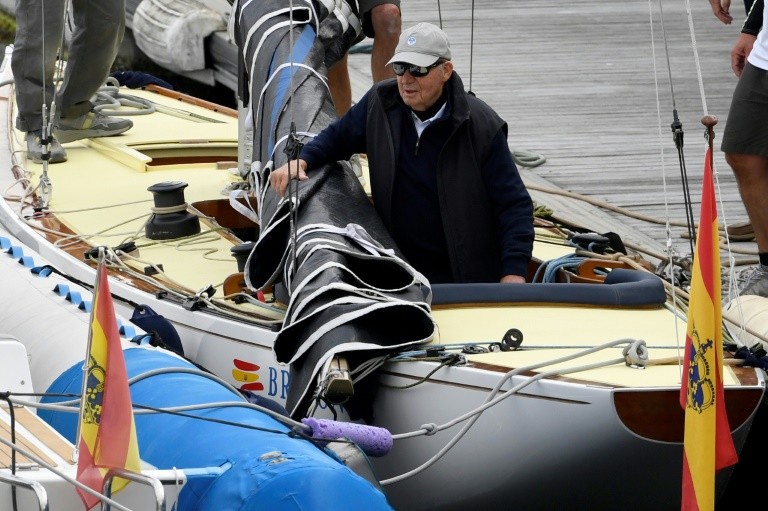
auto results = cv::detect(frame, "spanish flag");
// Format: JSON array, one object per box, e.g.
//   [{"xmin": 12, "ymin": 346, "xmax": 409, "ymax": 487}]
[
  {"xmin": 76, "ymin": 261, "xmax": 141, "ymax": 509},
  {"xmin": 679, "ymin": 147, "xmax": 737, "ymax": 510}
]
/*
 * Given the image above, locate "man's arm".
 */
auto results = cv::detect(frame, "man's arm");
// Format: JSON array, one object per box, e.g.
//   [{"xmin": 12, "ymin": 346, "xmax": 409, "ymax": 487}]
[
  {"xmin": 710, "ymin": 0, "xmax": 734, "ymax": 24},
  {"xmin": 500, "ymin": 274, "xmax": 526, "ymax": 284},
  {"xmin": 731, "ymin": 0, "xmax": 763, "ymax": 75},
  {"xmin": 270, "ymin": 159, "xmax": 309, "ymax": 197},
  {"xmin": 731, "ymin": 33, "xmax": 758, "ymax": 75},
  {"xmin": 482, "ymin": 130, "xmax": 535, "ymax": 283},
  {"xmin": 269, "ymin": 93, "xmax": 372, "ymax": 196}
]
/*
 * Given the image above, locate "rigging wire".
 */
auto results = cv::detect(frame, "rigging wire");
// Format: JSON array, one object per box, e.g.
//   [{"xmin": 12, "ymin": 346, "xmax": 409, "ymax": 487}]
[
  {"xmin": 3, "ymin": 391, "xmax": 18, "ymax": 511},
  {"xmin": 656, "ymin": 0, "xmax": 697, "ymax": 255},
  {"xmin": 285, "ymin": 0, "xmax": 302, "ymax": 284},
  {"xmin": 649, "ymin": 0, "xmax": 686, "ymax": 365},
  {"xmin": 468, "ymin": 0, "xmax": 475, "ymax": 92},
  {"xmin": 33, "ymin": 0, "xmax": 72, "ymax": 212},
  {"xmin": 436, "ymin": 0, "xmax": 476, "ymax": 93}
]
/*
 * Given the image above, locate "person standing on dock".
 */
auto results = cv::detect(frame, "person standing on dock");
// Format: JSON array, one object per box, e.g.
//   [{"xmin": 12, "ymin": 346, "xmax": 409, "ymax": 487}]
[
  {"xmin": 328, "ymin": 0, "xmax": 400, "ymax": 116},
  {"xmin": 721, "ymin": 0, "xmax": 768, "ymax": 296},
  {"xmin": 271, "ymin": 22, "xmax": 534, "ymax": 285},
  {"xmin": 12, "ymin": 0, "xmax": 133, "ymax": 164}
]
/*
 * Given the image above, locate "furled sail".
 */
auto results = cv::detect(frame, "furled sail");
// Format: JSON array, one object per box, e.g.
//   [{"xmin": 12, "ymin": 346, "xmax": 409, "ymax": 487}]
[{"xmin": 232, "ymin": 0, "xmax": 435, "ymax": 418}]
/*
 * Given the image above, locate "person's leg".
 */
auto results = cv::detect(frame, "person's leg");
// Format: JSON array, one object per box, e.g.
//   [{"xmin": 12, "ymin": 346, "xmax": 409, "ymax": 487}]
[
  {"xmin": 727, "ymin": 152, "xmax": 768, "ymax": 295},
  {"xmin": 57, "ymin": 0, "xmax": 125, "ymax": 119},
  {"xmin": 11, "ymin": 0, "xmax": 66, "ymax": 132},
  {"xmin": 726, "ymin": 153, "xmax": 768, "ymax": 254},
  {"xmin": 54, "ymin": 0, "xmax": 132, "ymax": 143},
  {"xmin": 327, "ymin": 0, "xmax": 400, "ymax": 115},
  {"xmin": 721, "ymin": 61, "xmax": 768, "ymax": 294},
  {"xmin": 328, "ymin": 53, "xmax": 352, "ymax": 117},
  {"xmin": 369, "ymin": 3, "xmax": 400, "ymax": 82}
]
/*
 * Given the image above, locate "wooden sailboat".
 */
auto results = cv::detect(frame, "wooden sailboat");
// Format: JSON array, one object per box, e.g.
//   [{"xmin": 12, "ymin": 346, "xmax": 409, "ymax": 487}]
[{"xmin": 1, "ymin": 0, "xmax": 766, "ymax": 509}]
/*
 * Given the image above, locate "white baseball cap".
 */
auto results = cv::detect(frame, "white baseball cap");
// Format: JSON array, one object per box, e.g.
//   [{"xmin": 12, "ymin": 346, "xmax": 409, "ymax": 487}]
[{"xmin": 386, "ymin": 23, "xmax": 452, "ymax": 67}]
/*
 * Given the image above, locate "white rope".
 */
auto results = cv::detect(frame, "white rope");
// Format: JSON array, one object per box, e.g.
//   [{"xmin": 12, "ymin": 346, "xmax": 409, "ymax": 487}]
[{"xmin": 381, "ymin": 338, "xmax": 649, "ymax": 484}]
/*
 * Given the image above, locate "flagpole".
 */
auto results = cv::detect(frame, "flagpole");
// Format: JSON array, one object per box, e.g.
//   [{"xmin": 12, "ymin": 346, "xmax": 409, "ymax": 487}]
[
  {"xmin": 702, "ymin": 115, "xmax": 717, "ymax": 160},
  {"xmin": 73, "ymin": 248, "xmax": 105, "ymax": 463}
]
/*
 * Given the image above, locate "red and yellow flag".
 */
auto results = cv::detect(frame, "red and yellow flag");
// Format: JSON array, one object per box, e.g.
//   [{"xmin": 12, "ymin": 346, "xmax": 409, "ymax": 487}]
[
  {"xmin": 679, "ymin": 147, "xmax": 737, "ymax": 511},
  {"xmin": 76, "ymin": 262, "xmax": 141, "ymax": 509}
]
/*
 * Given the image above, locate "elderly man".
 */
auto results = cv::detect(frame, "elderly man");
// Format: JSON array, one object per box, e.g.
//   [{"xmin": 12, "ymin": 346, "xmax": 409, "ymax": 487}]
[{"xmin": 271, "ymin": 22, "xmax": 534, "ymax": 285}]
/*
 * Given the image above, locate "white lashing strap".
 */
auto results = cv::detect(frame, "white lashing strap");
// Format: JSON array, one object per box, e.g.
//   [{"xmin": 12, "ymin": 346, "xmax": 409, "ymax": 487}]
[
  {"xmin": 315, "ymin": 0, "xmax": 363, "ymax": 36},
  {"xmin": 296, "ymin": 222, "xmax": 396, "ymax": 257},
  {"xmin": 228, "ymin": 188, "xmax": 260, "ymax": 226}
]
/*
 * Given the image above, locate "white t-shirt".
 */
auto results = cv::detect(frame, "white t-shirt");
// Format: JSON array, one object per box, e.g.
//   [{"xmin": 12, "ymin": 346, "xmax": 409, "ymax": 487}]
[{"xmin": 747, "ymin": 4, "xmax": 768, "ymax": 69}]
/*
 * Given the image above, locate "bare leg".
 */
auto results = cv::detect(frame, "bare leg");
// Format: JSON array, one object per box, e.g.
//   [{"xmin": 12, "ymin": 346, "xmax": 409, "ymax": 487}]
[
  {"xmin": 726, "ymin": 152, "xmax": 768, "ymax": 253},
  {"xmin": 327, "ymin": 3, "xmax": 400, "ymax": 116},
  {"xmin": 328, "ymin": 53, "xmax": 352, "ymax": 117},
  {"xmin": 369, "ymin": 3, "xmax": 400, "ymax": 82}
]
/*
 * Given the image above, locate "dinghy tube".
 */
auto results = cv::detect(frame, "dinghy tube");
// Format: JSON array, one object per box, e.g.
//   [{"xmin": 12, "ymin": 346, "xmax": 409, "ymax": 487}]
[{"xmin": 40, "ymin": 348, "xmax": 393, "ymax": 510}]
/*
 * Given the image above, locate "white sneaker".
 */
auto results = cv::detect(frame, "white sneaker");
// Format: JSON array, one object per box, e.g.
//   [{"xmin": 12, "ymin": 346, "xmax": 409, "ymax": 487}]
[
  {"xmin": 26, "ymin": 130, "xmax": 67, "ymax": 164},
  {"xmin": 741, "ymin": 265, "xmax": 768, "ymax": 298}
]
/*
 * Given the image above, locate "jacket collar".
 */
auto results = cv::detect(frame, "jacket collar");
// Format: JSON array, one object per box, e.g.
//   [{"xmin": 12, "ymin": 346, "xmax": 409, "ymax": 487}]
[{"xmin": 377, "ymin": 73, "xmax": 470, "ymax": 123}]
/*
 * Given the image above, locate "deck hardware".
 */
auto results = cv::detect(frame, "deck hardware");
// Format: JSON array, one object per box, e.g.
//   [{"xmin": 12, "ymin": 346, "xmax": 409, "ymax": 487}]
[
  {"xmin": 146, "ymin": 181, "xmax": 201, "ymax": 240},
  {"xmin": 182, "ymin": 285, "xmax": 216, "ymax": 311},
  {"xmin": 143, "ymin": 264, "xmax": 164, "ymax": 276},
  {"xmin": 231, "ymin": 242, "xmax": 255, "ymax": 272},
  {"xmin": 498, "ymin": 329, "xmax": 523, "ymax": 351}
]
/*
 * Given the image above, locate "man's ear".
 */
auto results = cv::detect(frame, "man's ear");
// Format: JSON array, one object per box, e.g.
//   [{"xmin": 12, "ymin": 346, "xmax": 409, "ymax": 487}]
[{"xmin": 442, "ymin": 61, "xmax": 454, "ymax": 82}]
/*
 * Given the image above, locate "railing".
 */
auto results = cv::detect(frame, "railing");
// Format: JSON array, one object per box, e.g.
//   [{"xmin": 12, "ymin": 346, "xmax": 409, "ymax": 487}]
[
  {"xmin": 102, "ymin": 468, "xmax": 166, "ymax": 511},
  {"xmin": 0, "ymin": 472, "xmax": 49, "ymax": 511}
]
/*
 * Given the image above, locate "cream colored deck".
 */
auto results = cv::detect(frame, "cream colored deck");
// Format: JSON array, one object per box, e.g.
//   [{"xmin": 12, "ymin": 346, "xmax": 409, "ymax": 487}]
[
  {"xmin": 12, "ymin": 89, "xmax": 244, "ymax": 295},
  {"xmin": 435, "ymin": 304, "xmax": 712, "ymax": 388}
]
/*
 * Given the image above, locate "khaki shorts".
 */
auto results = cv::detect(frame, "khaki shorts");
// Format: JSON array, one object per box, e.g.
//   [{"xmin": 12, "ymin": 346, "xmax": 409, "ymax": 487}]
[
  {"xmin": 721, "ymin": 62, "xmax": 768, "ymax": 157},
  {"xmin": 357, "ymin": 0, "xmax": 401, "ymax": 38}
]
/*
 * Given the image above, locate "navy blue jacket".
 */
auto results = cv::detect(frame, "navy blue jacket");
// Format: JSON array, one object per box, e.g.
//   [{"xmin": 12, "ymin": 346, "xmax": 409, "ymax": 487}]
[{"xmin": 300, "ymin": 73, "xmax": 534, "ymax": 283}]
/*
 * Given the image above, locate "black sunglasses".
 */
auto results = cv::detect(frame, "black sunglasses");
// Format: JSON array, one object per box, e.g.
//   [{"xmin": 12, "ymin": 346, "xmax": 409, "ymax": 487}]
[{"xmin": 391, "ymin": 61, "xmax": 442, "ymax": 77}]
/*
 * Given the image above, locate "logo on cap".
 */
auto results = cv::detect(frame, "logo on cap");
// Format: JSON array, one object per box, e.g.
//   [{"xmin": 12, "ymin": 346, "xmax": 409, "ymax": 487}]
[{"xmin": 407, "ymin": 35, "xmax": 417, "ymax": 46}]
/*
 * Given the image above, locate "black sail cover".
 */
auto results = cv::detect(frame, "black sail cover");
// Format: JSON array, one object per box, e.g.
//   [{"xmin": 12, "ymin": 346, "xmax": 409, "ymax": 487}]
[{"xmin": 232, "ymin": 0, "xmax": 435, "ymax": 418}]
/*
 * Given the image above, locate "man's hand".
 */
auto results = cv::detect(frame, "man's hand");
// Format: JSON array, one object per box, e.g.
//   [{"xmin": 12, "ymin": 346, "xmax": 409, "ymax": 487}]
[
  {"xmin": 500, "ymin": 275, "xmax": 526, "ymax": 284},
  {"xmin": 732, "ymin": 33, "xmax": 757, "ymax": 76},
  {"xmin": 709, "ymin": 0, "xmax": 733, "ymax": 24},
  {"xmin": 270, "ymin": 159, "xmax": 309, "ymax": 197}
]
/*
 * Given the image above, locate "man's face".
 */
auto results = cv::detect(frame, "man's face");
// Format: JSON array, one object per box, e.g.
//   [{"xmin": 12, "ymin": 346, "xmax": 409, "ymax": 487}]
[{"xmin": 396, "ymin": 60, "xmax": 453, "ymax": 112}]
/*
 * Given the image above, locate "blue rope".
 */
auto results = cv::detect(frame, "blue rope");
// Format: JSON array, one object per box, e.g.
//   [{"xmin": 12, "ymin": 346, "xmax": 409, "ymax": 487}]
[{"xmin": 533, "ymin": 253, "xmax": 585, "ymax": 283}]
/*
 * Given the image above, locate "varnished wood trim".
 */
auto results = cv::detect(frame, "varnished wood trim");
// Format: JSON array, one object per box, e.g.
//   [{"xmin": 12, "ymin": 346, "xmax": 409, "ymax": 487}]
[
  {"xmin": 613, "ymin": 388, "xmax": 764, "ymax": 443},
  {"xmin": 1, "ymin": 407, "xmax": 74, "ymax": 468},
  {"xmin": 145, "ymin": 84, "xmax": 238, "ymax": 117}
]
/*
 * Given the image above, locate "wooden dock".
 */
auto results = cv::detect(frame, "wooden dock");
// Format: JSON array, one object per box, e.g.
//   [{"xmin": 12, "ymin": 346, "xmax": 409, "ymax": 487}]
[{"xmin": 347, "ymin": 0, "xmax": 756, "ymax": 269}]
